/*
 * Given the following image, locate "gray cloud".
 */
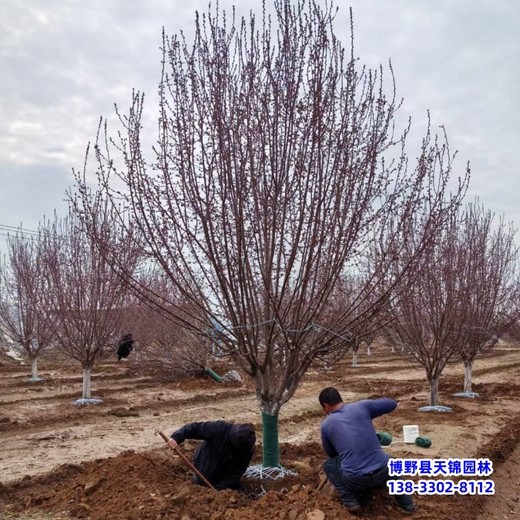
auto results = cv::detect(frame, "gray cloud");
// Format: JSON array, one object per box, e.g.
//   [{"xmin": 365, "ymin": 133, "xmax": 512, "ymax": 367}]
[
  {"xmin": 0, "ymin": 160, "xmax": 71, "ymax": 230},
  {"xmin": 1, "ymin": 0, "xmax": 519, "ymax": 252}
]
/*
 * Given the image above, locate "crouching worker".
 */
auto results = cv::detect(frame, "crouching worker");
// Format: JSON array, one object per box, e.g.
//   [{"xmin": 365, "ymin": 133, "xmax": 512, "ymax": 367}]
[
  {"xmin": 117, "ymin": 333, "xmax": 134, "ymax": 361},
  {"xmin": 319, "ymin": 387, "xmax": 416, "ymax": 515},
  {"xmin": 167, "ymin": 421, "xmax": 255, "ymax": 490}
]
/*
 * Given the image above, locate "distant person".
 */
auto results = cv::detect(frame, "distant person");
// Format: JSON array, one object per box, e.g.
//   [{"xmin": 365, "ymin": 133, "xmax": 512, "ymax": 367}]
[
  {"xmin": 116, "ymin": 333, "xmax": 134, "ymax": 361},
  {"xmin": 167, "ymin": 420, "xmax": 255, "ymax": 490},
  {"xmin": 318, "ymin": 387, "xmax": 416, "ymax": 515}
]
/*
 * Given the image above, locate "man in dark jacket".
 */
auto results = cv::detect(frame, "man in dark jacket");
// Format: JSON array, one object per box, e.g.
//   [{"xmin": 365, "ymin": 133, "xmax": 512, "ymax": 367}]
[
  {"xmin": 167, "ymin": 420, "xmax": 255, "ymax": 490},
  {"xmin": 117, "ymin": 333, "xmax": 134, "ymax": 361},
  {"xmin": 319, "ymin": 387, "xmax": 416, "ymax": 515}
]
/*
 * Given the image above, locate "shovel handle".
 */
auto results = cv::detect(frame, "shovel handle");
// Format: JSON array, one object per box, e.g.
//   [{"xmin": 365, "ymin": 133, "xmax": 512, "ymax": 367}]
[
  {"xmin": 317, "ymin": 474, "xmax": 328, "ymax": 491},
  {"xmin": 156, "ymin": 430, "xmax": 216, "ymax": 490}
]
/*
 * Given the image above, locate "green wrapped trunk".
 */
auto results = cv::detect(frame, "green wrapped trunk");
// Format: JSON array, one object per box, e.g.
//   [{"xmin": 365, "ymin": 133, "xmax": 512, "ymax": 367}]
[{"xmin": 261, "ymin": 412, "xmax": 281, "ymax": 468}]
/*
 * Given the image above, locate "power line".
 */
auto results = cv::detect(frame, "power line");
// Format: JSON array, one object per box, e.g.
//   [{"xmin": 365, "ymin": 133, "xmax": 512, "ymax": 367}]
[{"xmin": 0, "ymin": 224, "xmax": 39, "ymax": 237}]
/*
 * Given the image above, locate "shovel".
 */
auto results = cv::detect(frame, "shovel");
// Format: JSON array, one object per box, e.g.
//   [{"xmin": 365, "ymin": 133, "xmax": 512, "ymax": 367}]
[{"xmin": 156, "ymin": 430, "xmax": 216, "ymax": 490}]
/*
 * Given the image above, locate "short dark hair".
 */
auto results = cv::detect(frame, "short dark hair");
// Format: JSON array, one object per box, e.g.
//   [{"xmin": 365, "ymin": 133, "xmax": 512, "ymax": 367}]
[
  {"xmin": 230, "ymin": 423, "xmax": 256, "ymax": 449},
  {"xmin": 319, "ymin": 387, "xmax": 343, "ymax": 406}
]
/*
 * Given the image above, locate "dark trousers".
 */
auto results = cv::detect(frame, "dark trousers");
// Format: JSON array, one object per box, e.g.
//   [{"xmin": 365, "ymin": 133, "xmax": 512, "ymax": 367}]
[{"xmin": 323, "ymin": 456, "xmax": 414, "ymax": 510}]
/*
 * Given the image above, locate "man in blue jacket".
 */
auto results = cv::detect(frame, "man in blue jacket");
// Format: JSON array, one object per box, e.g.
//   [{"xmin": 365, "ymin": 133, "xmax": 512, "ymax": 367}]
[
  {"xmin": 319, "ymin": 387, "xmax": 416, "ymax": 514},
  {"xmin": 167, "ymin": 421, "xmax": 255, "ymax": 490}
]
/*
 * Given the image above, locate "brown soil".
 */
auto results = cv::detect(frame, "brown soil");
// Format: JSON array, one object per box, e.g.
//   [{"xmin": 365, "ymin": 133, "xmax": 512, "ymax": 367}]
[{"xmin": 1, "ymin": 344, "xmax": 519, "ymax": 519}]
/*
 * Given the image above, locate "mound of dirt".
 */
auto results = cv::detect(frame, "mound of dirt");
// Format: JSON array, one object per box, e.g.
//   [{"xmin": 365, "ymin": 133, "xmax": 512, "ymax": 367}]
[
  {"xmin": 0, "ymin": 442, "xmax": 491, "ymax": 520},
  {"xmin": 2, "ymin": 347, "xmax": 520, "ymax": 519}
]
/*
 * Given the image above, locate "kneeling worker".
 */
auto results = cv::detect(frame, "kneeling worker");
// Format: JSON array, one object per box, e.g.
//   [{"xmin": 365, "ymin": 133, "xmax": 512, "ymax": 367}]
[
  {"xmin": 319, "ymin": 387, "xmax": 416, "ymax": 514},
  {"xmin": 167, "ymin": 420, "xmax": 256, "ymax": 490}
]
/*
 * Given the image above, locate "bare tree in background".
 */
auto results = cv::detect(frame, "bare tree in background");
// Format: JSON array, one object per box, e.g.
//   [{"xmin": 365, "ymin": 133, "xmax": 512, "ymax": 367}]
[
  {"xmin": 455, "ymin": 203, "xmax": 519, "ymax": 396},
  {"xmin": 383, "ymin": 202, "xmax": 517, "ymax": 409},
  {"xmin": 382, "ymin": 209, "xmax": 472, "ymax": 409},
  {"xmin": 135, "ymin": 308, "xmax": 211, "ymax": 380},
  {"xmin": 502, "ymin": 318, "xmax": 520, "ymax": 344},
  {"xmin": 73, "ymin": 0, "xmax": 468, "ymax": 468},
  {"xmin": 324, "ymin": 274, "xmax": 384, "ymax": 368},
  {"xmin": 0, "ymin": 232, "xmax": 54, "ymax": 380},
  {"xmin": 39, "ymin": 211, "xmax": 139, "ymax": 405},
  {"xmin": 120, "ymin": 274, "xmax": 212, "ymax": 380}
]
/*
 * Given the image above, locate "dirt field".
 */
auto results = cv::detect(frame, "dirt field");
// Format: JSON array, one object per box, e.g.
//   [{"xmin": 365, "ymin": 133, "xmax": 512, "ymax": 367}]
[{"xmin": 1, "ymin": 343, "xmax": 520, "ymax": 520}]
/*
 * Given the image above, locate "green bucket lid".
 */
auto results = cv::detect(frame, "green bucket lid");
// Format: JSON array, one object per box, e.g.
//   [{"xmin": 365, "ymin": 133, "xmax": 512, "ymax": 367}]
[
  {"xmin": 377, "ymin": 431, "xmax": 393, "ymax": 446},
  {"xmin": 415, "ymin": 436, "xmax": 432, "ymax": 448}
]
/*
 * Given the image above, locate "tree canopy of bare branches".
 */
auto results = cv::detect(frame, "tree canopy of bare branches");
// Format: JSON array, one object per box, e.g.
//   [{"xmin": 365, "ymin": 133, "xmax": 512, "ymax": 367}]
[
  {"xmin": 39, "ymin": 211, "xmax": 139, "ymax": 404},
  {"xmin": 0, "ymin": 232, "xmax": 54, "ymax": 380},
  {"xmin": 383, "ymin": 210, "xmax": 474, "ymax": 408},
  {"xmin": 73, "ymin": 0, "xmax": 469, "ymax": 466}
]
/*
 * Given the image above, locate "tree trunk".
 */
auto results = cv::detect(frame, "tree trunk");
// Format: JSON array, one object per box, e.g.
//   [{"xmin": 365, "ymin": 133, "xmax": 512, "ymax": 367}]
[
  {"xmin": 31, "ymin": 358, "xmax": 38, "ymax": 380},
  {"xmin": 429, "ymin": 377, "xmax": 439, "ymax": 406},
  {"xmin": 82, "ymin": 367, "xmax": 92, "ymax": 399},
  {"xmin": 352, "ymin": 351, "xmax": 358, "ymax": 367},
  {"xmin": 367, "ymin": 346, "xmax": 372, "ymax": 356},
  {"xmin": 463, "ymin": 359, "xmax": 473, "ymax": 393}
]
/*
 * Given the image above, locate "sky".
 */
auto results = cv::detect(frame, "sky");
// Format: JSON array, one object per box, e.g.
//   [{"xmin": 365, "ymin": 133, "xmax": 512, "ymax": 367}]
[{"xmin": 1, "ymin": 0, "xmax": 519, "ymax": 250}]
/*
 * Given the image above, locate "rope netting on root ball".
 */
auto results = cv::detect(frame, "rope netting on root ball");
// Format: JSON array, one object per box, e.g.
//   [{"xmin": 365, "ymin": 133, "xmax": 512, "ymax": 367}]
[
  {"xmin": 241, "ymin": 463, "xmax": 306, "ymax": 501},
  {"xmin": 418, "ymin": 405, "xmax": 453, "ymax": 413},
  {"xmin": 453, "ymin": 391, "xmax": 480, "ymax": 398},
  {"xmin": 244, "ymin": 464, "xmax": 298, "ymax": 480},
  {"xmin": 73, "ymin": 398, "xmax": 103, "ymax": 406}
]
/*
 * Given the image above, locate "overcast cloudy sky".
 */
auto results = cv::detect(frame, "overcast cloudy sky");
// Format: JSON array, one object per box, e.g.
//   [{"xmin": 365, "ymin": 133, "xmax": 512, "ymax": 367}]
[{"xmin": 1, "ymin": 0, "xmax": 519, "ymax": 250}]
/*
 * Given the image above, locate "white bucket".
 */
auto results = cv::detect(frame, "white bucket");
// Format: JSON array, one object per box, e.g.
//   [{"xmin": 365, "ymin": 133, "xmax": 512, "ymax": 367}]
[{"xmin": 403, "ymin": 425, "xmax": 419, "ymax": 443}]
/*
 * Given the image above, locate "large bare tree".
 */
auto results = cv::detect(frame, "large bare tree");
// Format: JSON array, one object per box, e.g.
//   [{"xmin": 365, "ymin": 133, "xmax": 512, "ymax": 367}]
[
  {"xmin": 73, "ymin": 0, "xmax": 468, "ymax": 467},
  {"xmin": 455, "ymin": 203, "xmax": 519, "ymax": 396},
  {"xmin": 0, "ymin": 232, "xmax": 54, "ymax": 380},
  {"xmin": 39, "ymin": 211, "xmax": 139, "ymax": 404}
]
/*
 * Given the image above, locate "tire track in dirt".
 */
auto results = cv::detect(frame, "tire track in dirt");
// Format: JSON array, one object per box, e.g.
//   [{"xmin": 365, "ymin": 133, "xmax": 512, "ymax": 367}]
[{"xmin": 464, "ymin": 413, "xmax": 520, "ymax": 519}]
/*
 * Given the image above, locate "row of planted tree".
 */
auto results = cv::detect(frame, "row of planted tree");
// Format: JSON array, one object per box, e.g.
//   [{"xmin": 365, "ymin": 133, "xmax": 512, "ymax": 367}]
[{"xmin": 1, "ymin": 0, "xmax": 519, "ymax": 471}]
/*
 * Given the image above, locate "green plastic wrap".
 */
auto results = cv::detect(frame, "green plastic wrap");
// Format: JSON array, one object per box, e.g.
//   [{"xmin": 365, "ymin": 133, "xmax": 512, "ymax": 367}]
[
  {"xmin": 261, "ymin": 412, "xmax": 281, "ymax": 468},
  {"xmin": 205, "ymin": 367, "xmax": 222, "ymax": 382}
]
